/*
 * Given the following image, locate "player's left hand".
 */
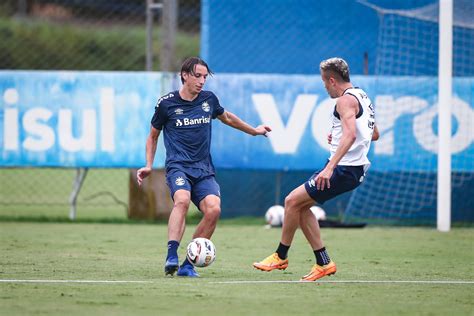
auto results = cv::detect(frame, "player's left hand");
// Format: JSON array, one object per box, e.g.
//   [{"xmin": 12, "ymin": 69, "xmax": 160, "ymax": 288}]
[
  {"xmin": 255, "ymin": 125, "xmax": 272, "ymax": 137},
  {"xmin": 315, "ymin": 167, "xmax": 333, "ymax": 190}
]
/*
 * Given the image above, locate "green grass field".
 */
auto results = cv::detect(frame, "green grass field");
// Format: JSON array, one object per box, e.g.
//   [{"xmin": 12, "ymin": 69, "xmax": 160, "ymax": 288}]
[
  {"xmin": 1, "ymin": 222, "xmax": 473, "ymax": 315},
  {"xmin": 0, "ymin": 168, "xmax": 130, "ymax": 221}
]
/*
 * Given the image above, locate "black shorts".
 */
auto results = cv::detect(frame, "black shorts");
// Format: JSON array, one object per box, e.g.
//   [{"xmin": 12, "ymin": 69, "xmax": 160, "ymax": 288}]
[{"xmin": 304, "ymin": 164, "xmax": 366, "ymax": 204}]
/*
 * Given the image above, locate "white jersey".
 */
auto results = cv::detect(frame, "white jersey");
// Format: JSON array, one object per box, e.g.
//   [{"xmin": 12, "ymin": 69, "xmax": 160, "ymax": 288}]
[{"xmin": 329, "ymin": 87, "xmax": 375, "ymax": 167}]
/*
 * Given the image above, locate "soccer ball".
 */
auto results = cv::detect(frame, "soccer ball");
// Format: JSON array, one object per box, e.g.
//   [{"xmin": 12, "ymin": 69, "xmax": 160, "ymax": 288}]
[
  {"xmin": 186, "ymin": 238, "xmax": 216, "ymax": 268},
  {"xmin": 265, "ymin": 205, "xmax": 285, "ymax": 227},
  {"xmin": 310, "ymin": 205, "xmax": 327, "ymax": 221}
]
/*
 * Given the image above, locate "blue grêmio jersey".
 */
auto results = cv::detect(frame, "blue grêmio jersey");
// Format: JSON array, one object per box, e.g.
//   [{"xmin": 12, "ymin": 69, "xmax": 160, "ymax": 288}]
[{"xmin": 151, "ymin": 90, "xmax": 225, "ymax": 174}]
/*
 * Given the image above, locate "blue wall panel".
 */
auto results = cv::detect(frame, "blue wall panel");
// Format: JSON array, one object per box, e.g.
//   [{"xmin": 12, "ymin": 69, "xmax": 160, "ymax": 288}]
[
  {"xmin": 201, "ymin": 0, "xmax": 437, "ymax": 75},
  {"xmin": 1, "ymin": 72, "xmax": 473, "ymax": 172}
]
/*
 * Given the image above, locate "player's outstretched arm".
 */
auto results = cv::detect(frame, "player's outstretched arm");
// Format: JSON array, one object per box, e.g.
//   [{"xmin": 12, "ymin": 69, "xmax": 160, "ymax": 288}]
[
  {"xmin": 137, "ymin": 126, "xmax": 161, "ymax": 186},
  {"xmin": 217, "ymin": 110, "xmax": 271, "ymax": 137}
]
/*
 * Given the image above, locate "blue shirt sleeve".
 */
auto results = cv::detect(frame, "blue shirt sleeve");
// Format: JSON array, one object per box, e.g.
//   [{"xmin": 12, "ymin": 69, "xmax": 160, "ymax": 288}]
[
  {"xmin": 151, "ymin": 98, "xmax": 168, "ymax": 130},
  {"xmin": 211, "ymin": 92, "xmax": 225, "ymax": 119}
]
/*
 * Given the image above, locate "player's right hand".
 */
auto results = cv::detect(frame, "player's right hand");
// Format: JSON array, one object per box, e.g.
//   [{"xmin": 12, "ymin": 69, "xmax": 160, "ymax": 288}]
[
  {"xmin": 137, "ymin": 167, "xmax": 152, "ymax": 186},
  {"xmin": 327, "ymin": 133, "xmax": 332, "ymax": 144},
  {"xmin": 255, "ymin": 125, "xmax": 272, "ymax": 137},
  {"xmin": 315, "ymin": 167, "xmax": 332, "ymax": 191}
]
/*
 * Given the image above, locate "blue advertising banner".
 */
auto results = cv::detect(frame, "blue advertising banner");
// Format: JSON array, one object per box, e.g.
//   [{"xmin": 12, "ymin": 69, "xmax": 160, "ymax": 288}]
[
  {"xmin": 207, "ymin": 74, "xmax": 474, "ymax": 172},
  {"xmin": 1, "ymin": 71, "xmax": 473, "ymax": 171},
  {"xmin": 0, "ymin": 71, "xmax": 166, "ymax": 168}
]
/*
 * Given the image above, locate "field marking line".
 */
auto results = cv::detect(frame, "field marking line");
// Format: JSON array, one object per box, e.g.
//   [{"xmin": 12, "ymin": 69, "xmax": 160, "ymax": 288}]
[
  {"xmin": 0, "ymin": 279, "xmax": 153, "ymax": 284},
  {"xmin": 210, "ymin": 280, "xmax": 474, "ymax": 285},
  {"xmin": 1, "ymin": 279, "xmax": 473, "ymax": 285}
]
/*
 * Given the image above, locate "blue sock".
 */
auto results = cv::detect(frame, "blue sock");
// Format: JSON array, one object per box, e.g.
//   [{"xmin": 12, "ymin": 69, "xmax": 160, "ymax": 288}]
[{"xmin": 167, "ymin": 240, "xmax": 179, "ymax": 259}]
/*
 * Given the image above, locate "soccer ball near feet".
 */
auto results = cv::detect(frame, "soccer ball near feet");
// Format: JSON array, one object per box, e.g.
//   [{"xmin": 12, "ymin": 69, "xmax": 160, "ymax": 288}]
[{"xmin": 186, "ymin": 238, "xmax": 216, "ymax": 268}]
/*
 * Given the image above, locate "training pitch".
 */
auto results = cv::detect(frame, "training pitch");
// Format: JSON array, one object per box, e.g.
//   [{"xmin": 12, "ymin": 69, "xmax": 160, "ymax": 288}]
[{"xmin": 1, "ymin": 222, "xmax": 473, "ymax": 315}]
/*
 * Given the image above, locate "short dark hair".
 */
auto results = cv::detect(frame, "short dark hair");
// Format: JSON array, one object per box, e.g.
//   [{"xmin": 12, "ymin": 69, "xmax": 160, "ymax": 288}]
[
  {"xmin": 180, "ymin": 57, "xmax": 214, "ymax": 84},
  {"xmin": 319, "ymin": 57, "xmax": 351, "ymax": 82}
]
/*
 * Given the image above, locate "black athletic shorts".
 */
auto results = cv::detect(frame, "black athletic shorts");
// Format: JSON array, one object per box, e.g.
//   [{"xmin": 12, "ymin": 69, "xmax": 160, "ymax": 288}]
[{"xmin": 304, "ymin": 163, "xmax": 366, "ymax": 204}]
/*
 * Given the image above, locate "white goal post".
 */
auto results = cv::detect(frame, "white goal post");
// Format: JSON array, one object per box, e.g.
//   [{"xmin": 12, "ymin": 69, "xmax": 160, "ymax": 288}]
[{"xmin": 437, "ymin": 0, "xmax": 453, "ymax": 232}]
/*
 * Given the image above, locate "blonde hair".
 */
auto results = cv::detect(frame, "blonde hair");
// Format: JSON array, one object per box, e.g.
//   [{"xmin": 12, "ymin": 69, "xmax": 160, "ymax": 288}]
[{"xmin": 320, "ymin": 57, "xmax": 350, "ymax": 82}]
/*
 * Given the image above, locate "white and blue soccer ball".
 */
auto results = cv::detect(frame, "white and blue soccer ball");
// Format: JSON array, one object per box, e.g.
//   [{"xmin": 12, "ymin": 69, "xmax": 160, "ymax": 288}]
[
  {"xmin": 265, "ymin": 205, "xmax": 285, "ymax": 227},
  {"xmin": 186, "ymin": 238, "xmax": 216, "ymax": 268},
  {"xmin": 310, "ymin": 205, "xmax": 327, "ymax": 221}
]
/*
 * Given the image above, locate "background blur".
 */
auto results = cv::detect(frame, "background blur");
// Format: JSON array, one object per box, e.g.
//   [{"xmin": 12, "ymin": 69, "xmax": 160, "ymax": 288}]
[
  {"xmin": 0, "ymin": 0, "xmax": 473, "ymax": 225},
  {"xmin": 0, "ymin": 0, "xmax": 200, "ymax": 71}
]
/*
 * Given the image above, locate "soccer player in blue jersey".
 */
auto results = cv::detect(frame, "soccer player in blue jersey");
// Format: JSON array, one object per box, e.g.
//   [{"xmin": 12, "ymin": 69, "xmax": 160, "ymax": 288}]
[
  {"xmin": 254, "ymin": 57, "xmax": 379, "ymax": 281},
  {"xmin": 137, "ymin": 57, "xmax": 271, "ymax": 277}
]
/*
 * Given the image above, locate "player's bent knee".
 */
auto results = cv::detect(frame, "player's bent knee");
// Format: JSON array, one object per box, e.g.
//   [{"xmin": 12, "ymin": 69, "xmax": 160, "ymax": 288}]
[
  {"xmin": 173, "ymin": 199, "xmax": 190, "ymax": 212},
  {"xmin": 284, "ymin": 194, "xmax": 299, "ymax": 211},
  {"xmin": 203, "ymin": 206, "xmax": 221, "ymax": 220}
]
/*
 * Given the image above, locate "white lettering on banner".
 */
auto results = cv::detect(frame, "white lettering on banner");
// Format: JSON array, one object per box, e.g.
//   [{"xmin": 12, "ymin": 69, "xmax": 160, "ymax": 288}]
[
  {"xmin": 4, "ymin": 108, "xmax": 18, "ymax": 150},
  {"xmin": 58, "ymin": 110, "xmax": 96, "ymax": 151},
  {"xmin": 2, "ymin": 88, "xmax": 116, "ymax": 153},
  {"xmin": 373, "ymin": 96, "xmax": 429, "ymax": 155},
  {"xmin": 100, "ymin": 88, "xmax": 115, "ymax": 152},
  {"xmin": 311, "ymin": 97, "xmax": 335, "ymax": 150},
  {"xmin": 3, "ymin": 89, "xmax": 19, "ymax": 150},
  {"xmin": 23, "ymin": 108, "xmax": 55, "ymax": 151},
  {"xmin": 252, "ymin": 93, "xmax": 473, "ymax": 156},
  {"xmin": 253, "ymin": 94, "xmax": 318, "ymax": 153},
  {"xmin": 4, "ymin": 88, "xmax": 19, "ymax": 104},
  {"xmin": 413, "ymin": 97, "xmax": 474, "ymax": 154}
]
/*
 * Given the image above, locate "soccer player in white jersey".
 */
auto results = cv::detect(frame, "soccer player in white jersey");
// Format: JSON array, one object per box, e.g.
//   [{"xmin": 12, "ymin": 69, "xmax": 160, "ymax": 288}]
[
  {"xmin": 137, "ymin": 57, "xmax": 271, "ymax": 277},
  {"xmin": 254, "ymin": 57, "xmax": 379, "ymax": 281}
]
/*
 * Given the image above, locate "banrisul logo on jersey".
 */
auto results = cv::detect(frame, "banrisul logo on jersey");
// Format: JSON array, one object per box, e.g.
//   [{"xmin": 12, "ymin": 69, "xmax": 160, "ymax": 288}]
[{"xmin": 175, "ymin": 116, "xmax": 211, "ymax": 127}]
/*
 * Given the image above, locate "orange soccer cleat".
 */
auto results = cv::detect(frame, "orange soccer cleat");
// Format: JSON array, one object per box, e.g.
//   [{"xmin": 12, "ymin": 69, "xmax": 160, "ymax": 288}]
[
  {"xmin": 253, "ymin": 253, "xmax": 288, "ymax": 272},
  {"xmin": 300, "ymin": 261, "xmax": 337, "ymax": 281}
]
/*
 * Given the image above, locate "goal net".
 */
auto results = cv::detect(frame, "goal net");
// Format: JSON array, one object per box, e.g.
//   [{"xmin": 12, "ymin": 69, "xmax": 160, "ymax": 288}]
[{"xmin": 344, "ymin": 0, "xmax": 474, "ymax": 225}]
